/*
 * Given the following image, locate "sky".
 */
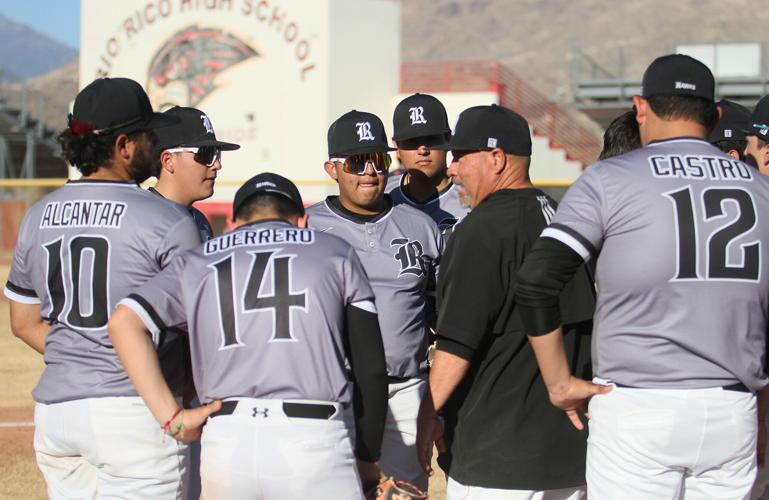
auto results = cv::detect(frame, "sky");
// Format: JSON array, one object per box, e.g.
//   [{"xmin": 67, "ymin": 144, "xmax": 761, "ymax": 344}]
[{"xmin": 2, "ymin": 0, "xmax": 80, "ymax": 49}]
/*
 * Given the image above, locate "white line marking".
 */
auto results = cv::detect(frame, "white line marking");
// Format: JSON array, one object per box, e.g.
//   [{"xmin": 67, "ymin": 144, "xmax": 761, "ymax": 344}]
[{"xmin": 0, "ymin": 421, "xmax": 34, "ymax": 428}]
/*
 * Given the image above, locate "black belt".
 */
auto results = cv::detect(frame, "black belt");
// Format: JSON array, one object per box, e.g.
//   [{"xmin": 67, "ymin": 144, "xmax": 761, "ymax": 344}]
[
  {"xmin": 613, "ymin": 382, "xmax": 751, "ymax": 393},
  {"xmin": 210, "ymin": 400, "xmax": 338, "ymax": 419}
]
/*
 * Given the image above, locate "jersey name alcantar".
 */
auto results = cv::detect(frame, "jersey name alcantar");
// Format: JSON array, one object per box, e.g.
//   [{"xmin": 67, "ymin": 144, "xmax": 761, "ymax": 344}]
[
  {"xmin": 307, "ymin": 198, "xmax": 443, "ymax": 378},
  {"xmin": 121, "ymin": 220, "xmax": 376, "ymax": 405},
  {"xmin": 386, "ymin": 173, "xmax": 470, "ymax": 234},
  {"xmin": 4, "ymin": 180, "xmax": 202, "ymax": 403},
  {"xmin": 545, "ymin": 138, "xmax": 769, "ymax": 390}
]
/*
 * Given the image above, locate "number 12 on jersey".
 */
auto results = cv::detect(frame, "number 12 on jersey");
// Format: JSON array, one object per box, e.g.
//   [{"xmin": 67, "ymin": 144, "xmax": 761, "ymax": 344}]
[
  {"xmin": 666, "ymin": 186, "xmax": 760, "ymax": 281},
  {"xmin": 210, "ymin": 250, "xmax": 307, "ymax": 349}
]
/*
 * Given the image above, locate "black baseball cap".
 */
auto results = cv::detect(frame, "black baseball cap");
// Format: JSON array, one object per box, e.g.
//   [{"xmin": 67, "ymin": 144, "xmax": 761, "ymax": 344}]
[
  {"xmin": 71, "ymin": 77, "xmax": 177, "ymax": 135},
  {"xmin": 392, "ymin": 93, "xmax": 451, "ymax": 141},
  {"xmin": 709, "ymin": 100, "xmax": 751, "ymax": 143},
  {"xmin": 155, "ymin": 106, "xmax": 240, "ymax": 151},
  {"xmin": 435, "ymin": 104, "xmax": 532, "ymax": 156},
  {"xmin": 232, "ymin": 172, "xmax": 304, "ymax": 219},
  {"xmin": 744, "ymin": 94, "xmax": 769, "ymax": 139},
  {"xmin": 327, "ymin": 110, "xmax": 396, "ymax": 157},
  {"xmin": 640, "ymin": 54, "xmax": 715, "ymax": 101}
]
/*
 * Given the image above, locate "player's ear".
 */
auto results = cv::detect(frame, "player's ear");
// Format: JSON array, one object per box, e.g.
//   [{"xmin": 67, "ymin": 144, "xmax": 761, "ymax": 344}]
[
  {"xmin": 490, "ymin": 148, "xmax": 506, "ymax": 174},
  {"xmin": 160, "ymin": 151, "xmax": 175, "ymax": 174},
  {"xmin": 114, "ymin": 133, "xmax": 132, "ymax": 162},
  {"xmin": 632, "ymin": 96, "xmax": 647, "ymax": 126},
  {"xmin": 727, "ymin": 149, "xmax": 741, "ymax": 160},
  {"xmin": 323, "ymin": 161, "xmax": 339, "ymax": 181},
  {"xmin": 297, "ymin": 213, "xmax": 309, "ymax": 228}
]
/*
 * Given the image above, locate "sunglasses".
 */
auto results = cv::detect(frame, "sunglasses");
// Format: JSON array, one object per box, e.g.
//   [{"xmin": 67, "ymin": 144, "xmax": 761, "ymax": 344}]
[
  {"xmin": 165, "ymin": 146, "xmax": 222, "ymax": 167},
  {"xmin": 330, "ymin": 152, "xmax": 391, "ymax": 175}
]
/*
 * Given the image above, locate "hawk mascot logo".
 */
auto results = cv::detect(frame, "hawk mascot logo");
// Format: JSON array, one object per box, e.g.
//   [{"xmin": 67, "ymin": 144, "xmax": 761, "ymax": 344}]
[{"xmin": 147, "ymin": 25, "xmax": 258, "ymax": 110}]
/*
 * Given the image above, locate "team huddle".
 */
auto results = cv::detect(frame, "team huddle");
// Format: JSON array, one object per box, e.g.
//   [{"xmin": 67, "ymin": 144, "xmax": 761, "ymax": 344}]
[{"xmin": 5, "ymin": 53, "xmax": 769, "ymax": 500}]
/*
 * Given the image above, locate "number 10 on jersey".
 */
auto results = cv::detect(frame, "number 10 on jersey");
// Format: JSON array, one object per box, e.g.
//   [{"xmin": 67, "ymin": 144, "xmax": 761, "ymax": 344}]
[{"xmin": 666, "ymin": 186, "xmax": 760, "ymax": 281}]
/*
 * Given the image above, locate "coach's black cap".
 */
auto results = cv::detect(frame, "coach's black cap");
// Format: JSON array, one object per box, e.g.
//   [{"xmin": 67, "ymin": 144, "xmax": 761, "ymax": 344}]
[
  {"xmin": 392, "ymin": 93, "xmax": 452, "ymax": 141},
  {"xmin": 233, "ymin": 172, "xmax": 304, "ymax": 219},
  {"xmin": 155, "ymin": 106, "xmax": 240, "ymax": 151},
  {"xmin": 70, "ymin": 77, "xmax": 177, "ymax": 136},
  {"xmin": 640, "ymin": 54, "xmax": 715, "ymax": 101},
  {"xmin": 327, "ymin": 110, "xmax": 396, "ymax": 157},
  {"xmin": 709, "ymin": 100, "xmax": 751, "ymax": 143},
  {"xmin": 435, "ymin": 104, "xmax": 532, "ymax": 156},
  {"xmin": 744, "ymin": 95, "xmax": 769, "ymax": 139}
]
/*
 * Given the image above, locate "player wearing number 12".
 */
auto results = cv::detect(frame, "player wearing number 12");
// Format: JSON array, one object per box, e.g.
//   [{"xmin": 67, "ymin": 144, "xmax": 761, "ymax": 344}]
[
  {"xmin": 516, "ymin": 54, "xmax": 769, "ymax": 498},
  {"xmin": 4, "ymin": 78, "xmax": 202, "ymax": 499}
]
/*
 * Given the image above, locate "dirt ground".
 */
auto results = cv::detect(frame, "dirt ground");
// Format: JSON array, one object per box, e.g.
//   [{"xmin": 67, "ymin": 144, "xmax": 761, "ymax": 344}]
[{"xmin": 0, "ymin": 263, "xmax": 447, "ymax": 499}]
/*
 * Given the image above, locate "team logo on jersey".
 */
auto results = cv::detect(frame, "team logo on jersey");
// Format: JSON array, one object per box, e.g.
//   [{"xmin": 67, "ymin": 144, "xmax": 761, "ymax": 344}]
[
  {"xmin": 409, "ymin": 106, "xmax": 427, "ymax": 125},
  {"xmin": 391, "ymin": 238, "xmax": 428, "ymax": 277},
  {"xmin": 356, "ymin": 122, "xmax": 375, "ymax": 141},
  {"xmin": 147, "ymin": 25, "xmax": 258, "ymax": 109},
  {"xmin": 201, "ymin": 114, "xmax": 215, "ymax": 134}
]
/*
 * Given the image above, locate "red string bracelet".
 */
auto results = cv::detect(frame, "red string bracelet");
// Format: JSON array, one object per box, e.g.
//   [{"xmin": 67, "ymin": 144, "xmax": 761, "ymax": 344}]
[{"xmin": 162, "ymin": 407, "xmax": 183, "ymax": 434}]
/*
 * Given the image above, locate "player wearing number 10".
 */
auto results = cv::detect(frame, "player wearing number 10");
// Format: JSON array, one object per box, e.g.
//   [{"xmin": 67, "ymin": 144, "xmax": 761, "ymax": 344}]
[
  {"xmin": 515, "ymin": 54, "xmax": 769, "ymax": 498},
  {"xmin": 4, "ymin": 78, "xmax": 202, "ymax": 498}
]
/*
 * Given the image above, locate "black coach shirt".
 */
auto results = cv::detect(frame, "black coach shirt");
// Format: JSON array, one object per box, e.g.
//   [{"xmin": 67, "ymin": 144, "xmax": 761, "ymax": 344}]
[{"xmin": 435, "ymin": 188, "xmax": 595, "ymax": 490}]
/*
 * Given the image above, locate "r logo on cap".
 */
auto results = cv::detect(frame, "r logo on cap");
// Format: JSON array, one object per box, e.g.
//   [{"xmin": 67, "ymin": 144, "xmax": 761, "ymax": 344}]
[
  {"xmin": 201, "ymin": 114, "xmax": 214, "ymax": 134},
  {"xmin": 356, "ymin": 122, "xmax": 375, "ymax": 141},
  {"xmin": 409, "ymin": 106, "xmax": 427, "ymax": 125}
]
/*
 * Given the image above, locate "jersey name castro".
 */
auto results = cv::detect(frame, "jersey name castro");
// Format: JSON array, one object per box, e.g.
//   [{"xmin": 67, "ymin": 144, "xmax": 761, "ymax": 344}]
[{"xmin": 545, "ymin": 138, "xmax": 769, "ymax": 390}]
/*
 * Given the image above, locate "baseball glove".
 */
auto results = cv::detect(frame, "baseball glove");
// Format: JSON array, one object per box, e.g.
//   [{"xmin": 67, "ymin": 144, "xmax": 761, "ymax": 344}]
[{"xmin": 371, "ymin": 476, "xmax": 428, "ymax": 500}]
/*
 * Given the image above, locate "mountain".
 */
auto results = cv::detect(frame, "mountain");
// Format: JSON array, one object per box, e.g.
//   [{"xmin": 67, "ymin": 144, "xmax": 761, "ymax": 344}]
[
  {"xmin": 0, "ymin": 15, "xmax": 77, "ymax": 81},
  {"xmin": 402, "ymin": 0, "xmax": 769, "ymax": 103}
]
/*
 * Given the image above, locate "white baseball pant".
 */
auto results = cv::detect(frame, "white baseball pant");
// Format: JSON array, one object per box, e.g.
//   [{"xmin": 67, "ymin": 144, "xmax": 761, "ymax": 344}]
[
  {"xmin": 446, "ymin": 477, "xmax": 585, "ymax": 499},
  {"xmin": 587, "ymin": 385, "xmax": 757, "ymax": 499},
  {"xmin": 199, "ymin": 397, "xmax": 362, "ymax": 500},
  {"xmin": 34, "ymin": 396, "xmax": 189, "ymax": 500}
]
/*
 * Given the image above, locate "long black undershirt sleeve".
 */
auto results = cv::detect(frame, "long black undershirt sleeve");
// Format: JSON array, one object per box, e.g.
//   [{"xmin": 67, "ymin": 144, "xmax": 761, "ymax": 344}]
[
  {"xmin": 515, "ymin": 237, "xmax": 587, "ymax": 336},
  {"xmin": 344, "ymin": 304, "xmax": 388, "ymax": 462}
]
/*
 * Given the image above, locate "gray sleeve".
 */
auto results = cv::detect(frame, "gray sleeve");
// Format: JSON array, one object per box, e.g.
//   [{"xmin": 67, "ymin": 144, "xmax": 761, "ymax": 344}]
[
  {"xmin": 544, "ymin": 165, "xmax": 606, "ymax": 261},
  {"xmin": 344, "ymin": 246, "xmax": 376, "ymax": 311},
  {"xmin": 119, "ymin": 255, "xmax": 188, "ymax": 344},
  {"xmin": 4, "ymin": 214, "xmax": 39, "ymax": 303},
  {"xmin": 156, "ymin": 216, "xmax": 203, "ymax": 268}
]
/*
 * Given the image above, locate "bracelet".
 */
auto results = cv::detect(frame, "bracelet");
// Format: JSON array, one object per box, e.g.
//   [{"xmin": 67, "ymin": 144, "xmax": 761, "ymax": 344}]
[
  {"xmin": 162, "ymin": 407, "xmax": 183, "ymax": 434},
  {"xmin": 167, "ymin": 410, "xmax": 186, "ymax": 440}
]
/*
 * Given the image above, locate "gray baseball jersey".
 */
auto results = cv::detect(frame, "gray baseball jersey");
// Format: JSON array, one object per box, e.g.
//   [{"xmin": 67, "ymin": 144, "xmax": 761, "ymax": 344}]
[
  {"xmin": 545, "ymin": 137, "xmax": 769, "ymax": 391},
  {"xmin": 149, "ymin": 186, "xmax": 214, "ymax": 240},
  {"xmin": 306, "ymin": 197, "xmax": 443, "ymax": 378},
  {"xmin": 386, "ymin": 173, "xmax": 470, "ymax": 234},
  {"xmin": 3, "ymin": 180, "xmax": 202, "ymax": 404},
  {"xmin": 119, "ymin": 220, "xmax": 376, "ymax": 405}
]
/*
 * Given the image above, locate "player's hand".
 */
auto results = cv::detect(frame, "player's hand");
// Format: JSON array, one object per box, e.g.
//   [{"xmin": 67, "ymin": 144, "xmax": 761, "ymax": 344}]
[
  {"xmin": 357, "ymin": 460, "xmax": 384, "ymax": 496},
  {"xmin": 416, "ymin": 403, "xmax": 445, "ymax": 476},
  {"xmin": 547, "ymin": 376, "xmax": 612, "ymax": 430},
  {"xmin": 177, "ymin": 400, "xmax": 222, "ymax": 442},
  {"xmin": 758, "ymin": 418, "xmax": 767, "ymax": 468}
]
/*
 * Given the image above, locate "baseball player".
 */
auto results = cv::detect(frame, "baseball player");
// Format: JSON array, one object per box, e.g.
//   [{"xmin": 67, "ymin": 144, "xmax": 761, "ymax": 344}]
[
  {"xmin": 744, "ymin": 95, "xmax": 769, "ymax": 175},
  {"xmin": 151, "ymin": 105, "xmax": 240, "ymax": 500},
  {"xmin": 307, "ymin": 110, "xmax": 443, "ymax": 491},
  {"xmin": 515, "ymin": 54, "xmax": 769, "ymax": 498},
  {"xmin": 4, "ymin": 77, "xmax": 202, "ymax": 499},
  {"xmin": 598, "ymin": 110, "xmax": 641, "ymax": 160},
  {"xmin": 708, "ymin": 99, "xmax": 751, "ymax": 161},
  {"xmin": 108, "ymin": 172, "xmax": 389, "ymax": 499},
  {"xmin": 152, "ymin": 106, "xmax": 240, "ymax": 240},
  {"xmin": 388, "ymin": 93, "xmax": 470, "ymax": 234}
]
